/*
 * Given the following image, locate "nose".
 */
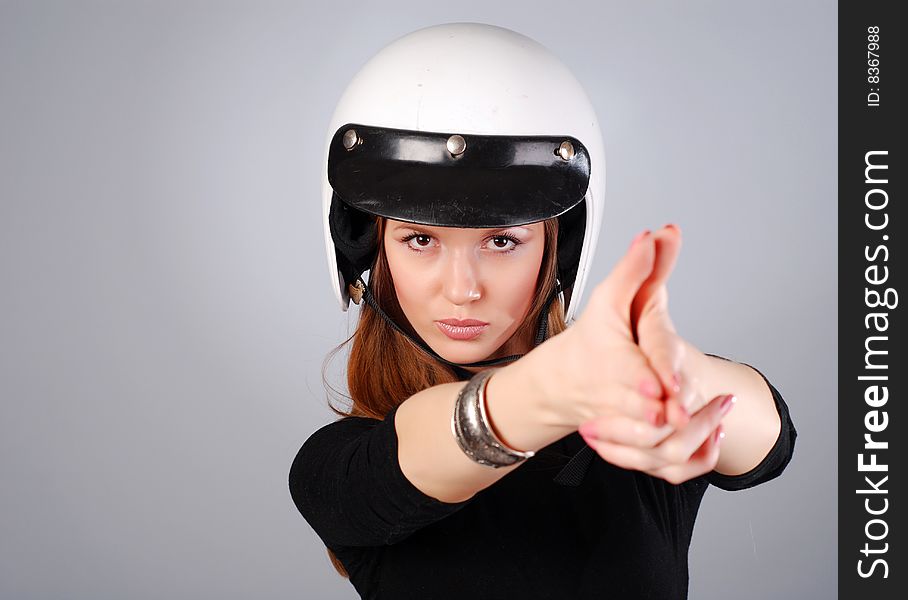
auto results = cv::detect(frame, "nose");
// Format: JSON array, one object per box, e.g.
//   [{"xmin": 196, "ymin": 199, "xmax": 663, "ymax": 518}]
[{"xmin": 442, "ymin": 251, "xmax": 483, "ymax": 306}]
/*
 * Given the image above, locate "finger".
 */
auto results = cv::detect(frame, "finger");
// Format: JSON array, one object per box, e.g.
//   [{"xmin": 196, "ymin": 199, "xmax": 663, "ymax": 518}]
[
  {"xmin": 659, "ymin": 368, "xmax": 698, "ymax": 427},
  {"xmin": 651, "ymin": 423, "xmax": 724, "ymax": 485},
  {"xmin": 672, "ymin": 371, "xmax": 698, "ymax": 414},
  {"xmin": 579, "ymin": 414, "xmax": 675, "ymax": 449},
  {"xmin": 644, "ymin": 225, "xmax": 682, "ymax": 296},
  {"xmin": 637, "ymin": 316, "xmax": 684, "ymax": 399},
  {"xmin": 630, "ymin": 228, "xmax": 683, "ymax": 398},
  {"xmin": 630, "ymin": 225, "xmax": 682, "ymax": 334},
  {"xmin": 586, "ymin": 231, "xmax": 656, "ymax": 327},
  {"xmin": 663, "ymin": 395, "xmax": 691, "ymax": 430},
  {"xmin": 597, "ymin": 385, "xmax": 667, "ymax": 427},
  {"xmin": 580, "ymin": 434, "xmax": 664, "ymax": 472},
  {"xmin": 651, "ymin": 224, "xmax": 682, "ymax": 281},
  {"xmin": 654, "ymin": 393, "xmax": 736, "ymax": 465},
  {"xmin": 598, "ymin": 341, "xmax": 665, "ymax": 406}
]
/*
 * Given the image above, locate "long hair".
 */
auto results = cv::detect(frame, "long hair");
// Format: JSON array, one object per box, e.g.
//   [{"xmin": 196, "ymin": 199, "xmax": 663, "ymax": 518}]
[{"xmin": 320, "ymin": 216, "xmax": 568, "ymax": 577}]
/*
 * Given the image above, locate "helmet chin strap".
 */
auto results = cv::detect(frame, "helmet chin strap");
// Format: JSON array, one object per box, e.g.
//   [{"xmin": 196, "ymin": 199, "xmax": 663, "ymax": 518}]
[{"xmin": 356, "ymin": 276, "xmax": 562, "ymax": 374}]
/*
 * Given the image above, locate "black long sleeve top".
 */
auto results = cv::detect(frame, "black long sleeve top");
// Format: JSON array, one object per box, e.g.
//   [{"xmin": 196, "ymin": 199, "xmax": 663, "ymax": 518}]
[{"xmin": 289, "ymin": 363, "xmax": 797, "ymax": 599}]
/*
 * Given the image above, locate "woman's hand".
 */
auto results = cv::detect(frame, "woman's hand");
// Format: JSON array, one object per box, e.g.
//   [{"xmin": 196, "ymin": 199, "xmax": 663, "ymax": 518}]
[
  {"xmin": 577, "ymin": 225, "xmax": 738, "ymax": 484},
  {"xmin": 526, "ymin": 231, "xmax": 670, "ymax": 430},
  {"xmin": 579, "ymin": 392, "xmax": 735, "ymax": 484},
  {"xmin": 631, "ymin": 224, "xmax": 703, "ymax": 428}
]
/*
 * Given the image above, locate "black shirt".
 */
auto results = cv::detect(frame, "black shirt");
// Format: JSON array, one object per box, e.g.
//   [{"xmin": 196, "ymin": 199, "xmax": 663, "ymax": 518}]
[{"xmin": 289, "ymin": 365, "xmax": 797, "ymax": 599}]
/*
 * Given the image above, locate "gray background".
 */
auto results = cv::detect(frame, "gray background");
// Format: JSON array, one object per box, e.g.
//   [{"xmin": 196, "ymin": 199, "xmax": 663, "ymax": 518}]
[{"xmin": 0, "ymin": 1, "xmax": 835, "ymax": 598}]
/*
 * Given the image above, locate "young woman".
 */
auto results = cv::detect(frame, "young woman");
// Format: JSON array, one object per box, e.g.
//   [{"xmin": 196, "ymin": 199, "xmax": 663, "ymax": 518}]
[{"xmin": 290, "ymin": 23, "xmax": 797, "ymax": 599}]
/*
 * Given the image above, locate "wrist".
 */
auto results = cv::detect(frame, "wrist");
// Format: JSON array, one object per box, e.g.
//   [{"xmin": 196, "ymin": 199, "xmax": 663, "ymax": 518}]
[
  {"xmin": 484, "ymin": 352, "xmax": 574, "ymax": 454},
  {"xmin": 513, "ymin": 332, "xmax": 574, "ymax": 429}
]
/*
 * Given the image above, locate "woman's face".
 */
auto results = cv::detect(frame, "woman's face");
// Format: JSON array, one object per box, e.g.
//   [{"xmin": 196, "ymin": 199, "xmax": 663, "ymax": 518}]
[{"xmin": 383, "ymin": 218, "xmax": 546, "ymax": 365}]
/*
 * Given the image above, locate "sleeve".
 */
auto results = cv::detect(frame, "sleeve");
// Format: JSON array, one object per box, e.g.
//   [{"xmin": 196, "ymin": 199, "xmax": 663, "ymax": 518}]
[
  {"xmin": 288, "ymin": 404, "xmax": 474, "ymax": 548},
  {"xmin": 703, "ymin": 355, "xmax": 798, "ymax": 492}
]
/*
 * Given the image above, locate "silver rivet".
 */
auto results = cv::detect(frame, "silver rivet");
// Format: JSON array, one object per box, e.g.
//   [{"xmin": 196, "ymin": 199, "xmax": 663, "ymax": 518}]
[
  {"xmin": 446, "ymin": 134, "xmax": 466, "ymax": 156},
  {"xmin": 342, "ymin": 129, "xmax": 359, "ymax": 151},
  {"xmin": 558, "ymin": 141, "xmax": 575, "ymax": 161}
]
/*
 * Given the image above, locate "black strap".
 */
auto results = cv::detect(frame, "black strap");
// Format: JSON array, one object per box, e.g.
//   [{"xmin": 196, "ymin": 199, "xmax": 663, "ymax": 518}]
[{"xmin": 552, "ymin": 446, "xmax": 596, "ymax": 487}]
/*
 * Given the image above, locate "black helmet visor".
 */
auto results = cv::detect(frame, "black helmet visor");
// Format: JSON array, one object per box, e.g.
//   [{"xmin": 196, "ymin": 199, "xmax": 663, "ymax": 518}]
[{"xmin": 327, "ymin": 123, "xmax": 591, "ymax": 228}]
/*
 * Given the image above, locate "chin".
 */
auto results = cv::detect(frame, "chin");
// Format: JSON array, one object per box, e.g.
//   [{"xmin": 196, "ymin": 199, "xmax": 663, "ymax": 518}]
[
  {"xmin": 427, "ymin": 336, "xmax": 496, "ymax": 365},
  {"xmin": 436, "ymin": 346, "xmax": 492, "ymax": 365}
]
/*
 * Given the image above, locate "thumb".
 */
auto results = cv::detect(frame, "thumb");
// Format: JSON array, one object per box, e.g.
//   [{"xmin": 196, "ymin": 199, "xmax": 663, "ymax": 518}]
[
  {"xmin": 587, "ymin": 230, "xmax": 656, "ymax": 327},
  {"xmin": 637, "ymin": 306, "xmax": 683, "ymax": 395},
  {"xmin": 637, "ymin": 307, "xmax": 692, "ymax": 427}
]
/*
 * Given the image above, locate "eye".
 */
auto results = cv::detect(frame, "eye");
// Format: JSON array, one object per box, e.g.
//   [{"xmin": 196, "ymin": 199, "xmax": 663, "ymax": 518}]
[
  {"xmin": 487, "ymin": 234, "xmax": 522, "ymax": 253},
  {"xmin": 400, "ymin": 232, "xmax": 436, "ymax": 252},
  {"xmin": 411, "ymin": 234, "xmax": 432, "ymax": 247}
]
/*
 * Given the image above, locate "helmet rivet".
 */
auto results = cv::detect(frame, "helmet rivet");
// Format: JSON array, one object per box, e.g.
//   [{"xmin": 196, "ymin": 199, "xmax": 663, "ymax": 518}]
[
  {"xmin": 558, "ymin": 141, "xmax": 575, "ymax": 161},
  {"xmin": 446, "ymin": 134, "xmax": 466, "ymax": 156},
  {"xmin": 342, "ymin": 129, "xmax": 359, "ymax": 151},
  {"xmin": 348, "ymin": 279, "xmax": 365, "ymax": 305}
]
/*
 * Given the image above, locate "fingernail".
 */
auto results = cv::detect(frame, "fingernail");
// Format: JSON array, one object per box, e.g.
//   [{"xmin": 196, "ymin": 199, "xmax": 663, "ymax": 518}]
[
  {"xmin": 646, "ymin": 410, "xmax": 659, "ymax": 427},
  {"xmin": 677, "ymin": 402, "xmax": 690, "ymax": 420},
  {"xmin": 639, "ymin": 378, "xmax": 660, "ymax": 398},
  {"xmin": 714, "ymin": 425, "xmax": 725, "ymax": 444},
  {"xmin": 579, "ymin": 422, "xmax": 598, "ymax": 440},
  {"xmin": 663, "ymin": 223, "xmax": 679, "ymax": 231},
  {"xmin": 720, "ymin": 394, "xmax": 737, "ymax": 415},
  {"xmin": 656, "ymin": 410, "xmax": 667, "ymax": 428},
  {"xmin": 629, "ymin": 229, "xmax": 651, "ymax": 249},
  {"xmin": 670, "ymin": 372, "xmax": 682, "ymax": 395}
]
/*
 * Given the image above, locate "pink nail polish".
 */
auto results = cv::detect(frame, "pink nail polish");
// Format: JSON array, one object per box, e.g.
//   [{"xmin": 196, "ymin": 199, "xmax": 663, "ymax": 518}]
[
  {"xmin": 655, "ymin": 409, "xmax": 667, "ymax": 428},
  {"xmin": 639, "ymin": 379, "xmax": 660, "ymax": 398},
  {"xmin": 646, "ymin": 410, "xmax": 659, "ymax": 427},
  {"xmin": 670, "ymin": 372, "xmax": 682, "ymax": 395},
  {"xmin": 720, "ymin": 395, "xmax": 737, "ymax": 415},
  {"xmin": 629, "ymin": 229, "xmax": 651, "ymax": 250},
  {"xmin": 579, "ymin": 422, "xmax": 597, "ymax": 440},
  {"xmin": 713, "ymin": 426, "xmax": 724, "ymax": 444},
  {"xmin": 677, "ymin": 402, "xmax": 689, "ymax": 420}
]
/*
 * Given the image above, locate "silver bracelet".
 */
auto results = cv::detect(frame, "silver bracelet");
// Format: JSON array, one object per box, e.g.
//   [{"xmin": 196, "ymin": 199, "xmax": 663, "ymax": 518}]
[{"xmin": 451, "ymin": 368, "xmax": 536, "ymax": 468}]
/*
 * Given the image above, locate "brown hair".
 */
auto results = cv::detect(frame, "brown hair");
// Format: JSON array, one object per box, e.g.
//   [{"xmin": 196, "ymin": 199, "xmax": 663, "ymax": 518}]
[{"xmin": 320, "ymin": 216, "xmax": 568, "ymax": 577}]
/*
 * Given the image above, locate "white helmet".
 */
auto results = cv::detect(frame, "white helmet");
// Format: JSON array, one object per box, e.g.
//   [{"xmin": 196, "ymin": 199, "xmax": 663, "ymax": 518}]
[{"xmin": 322, "ymin": 22, "xmax": 605, "ymax": 337}]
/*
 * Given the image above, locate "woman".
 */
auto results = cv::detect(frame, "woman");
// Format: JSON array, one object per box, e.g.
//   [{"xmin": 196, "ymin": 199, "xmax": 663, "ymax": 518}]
[{"xmin": 290, "ymin": 23, "xmax": 797, "ymax": 599}]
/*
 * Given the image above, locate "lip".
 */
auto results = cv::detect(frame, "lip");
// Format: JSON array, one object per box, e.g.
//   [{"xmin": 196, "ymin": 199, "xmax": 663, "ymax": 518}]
[
  {"xmin": 435, "ymin": 319, "xmax": 489, "ymax": 341},
  {"xmin": 438, "ymin": 318, "xmax": 489, "ymax": 327}
]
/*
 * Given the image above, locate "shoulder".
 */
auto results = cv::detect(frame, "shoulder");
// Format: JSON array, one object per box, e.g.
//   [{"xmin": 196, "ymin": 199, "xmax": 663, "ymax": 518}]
[{"xmin": 292, "ymin": 409, "xmax": 393, "ymax": 470}]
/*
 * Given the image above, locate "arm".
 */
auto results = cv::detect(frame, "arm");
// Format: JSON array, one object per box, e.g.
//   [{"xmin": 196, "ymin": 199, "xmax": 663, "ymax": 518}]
[
  {"xmin": 696, "ymin": 353, "xmax": 782, "ymax": 476},
  {"xmin": 291, "ymin": 233, "xmax": 674, "ymax": 545},
  {"xmin": 289, "ymin": 346, "xmax": 572, "ymax": 547},
  {"xmin": 396, "ymin": 233, "xmax": 675, "ymax": 503},
  {"xmin": 288, "ymin": 398, "xmax": 482, "ymax": 549},
  {"xmin": 289, "ymin": 351, "xmax": 573, "ymax": 548},
  {"xmin": 574, "ymin": 224, "xmax": 796, "ymax": 486},
  {"xmin": 395, "ymin": 353, "xmax": 574, "ymax": 504}
]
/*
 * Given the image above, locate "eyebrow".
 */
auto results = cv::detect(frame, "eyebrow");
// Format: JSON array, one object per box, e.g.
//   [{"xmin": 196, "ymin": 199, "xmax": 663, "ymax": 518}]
[{"xmin": 390, "ymin": 223, "xmax": 532, "ymax": 235}]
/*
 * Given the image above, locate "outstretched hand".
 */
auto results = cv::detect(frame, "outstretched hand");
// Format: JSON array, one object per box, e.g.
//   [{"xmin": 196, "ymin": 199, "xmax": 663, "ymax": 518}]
[
  {"xmin": 578, "ymin": 225, "xmax": 737, "ymax": 485},
  {"xmin": 530, "ymin": 228, "xmax": 677, "ymax": 432}
]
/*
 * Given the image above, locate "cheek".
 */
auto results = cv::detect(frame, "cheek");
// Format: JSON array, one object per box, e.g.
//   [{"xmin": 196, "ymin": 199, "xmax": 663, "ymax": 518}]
[
  {"xmin": 495, "ymin": 249, "xmax": 544, "ymax": 318},
  {"xmin": 385, "ymin": 247, "xmax": 427, "ymax": 314},
  {"xmin": 512, "ymin": 271, "xmax": 540, "ymax": 315}
]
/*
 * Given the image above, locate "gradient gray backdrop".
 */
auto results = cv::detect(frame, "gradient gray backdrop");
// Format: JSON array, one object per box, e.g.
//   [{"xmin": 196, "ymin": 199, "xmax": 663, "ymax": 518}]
[{"xmin": 0, "ymin": 1, "xmax": 835, "ymax": 598}]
